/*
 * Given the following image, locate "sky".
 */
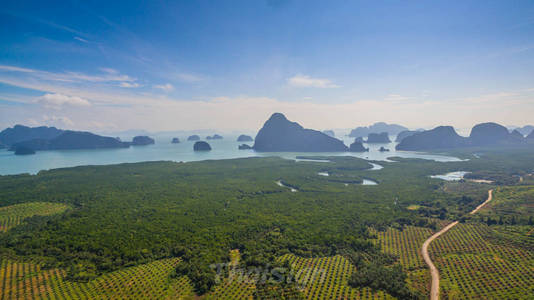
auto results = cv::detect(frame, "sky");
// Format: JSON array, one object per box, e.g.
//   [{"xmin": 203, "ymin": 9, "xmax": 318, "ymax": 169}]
[{"xmin": 1, "ymin": 0, "xmax": 534, "ymax": 134}]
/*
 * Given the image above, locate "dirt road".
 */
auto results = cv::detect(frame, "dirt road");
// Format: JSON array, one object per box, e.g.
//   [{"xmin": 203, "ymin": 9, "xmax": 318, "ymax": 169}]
[
  {"xmin": 470, "ymin": 189, "xmax": 493, "ymax": 215},
  {"xmin": 421, "ymin": 189, "xmax": 493, "ymax": 300}
]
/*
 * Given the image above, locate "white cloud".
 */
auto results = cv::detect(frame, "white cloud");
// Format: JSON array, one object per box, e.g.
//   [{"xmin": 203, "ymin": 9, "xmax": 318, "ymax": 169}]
[
  {"xmin": 61, "ymin": 72, "xmax": 135, "ymax": 83},
  {"xmin": 1, "ymin": 63, "xmax": 534, "ymax": 132},
  {"xmin": 2, "ymin": 87, "xmax": 534, "ymax": 133},
  {"xmin": 119, "ymin": 82, "xmax": 141, "ymax": 88},
  {"xmin": 154, "ymin": 83, "xmax": 174, "ymax": 92},
  {"xmin": 99, "ymin": 68, "xmax": 118, "ymax": 74},
  {"xmin": 43, "ymin": 115, "xmax": 74, "ymax": 126},
  {"xmin": 287, "ymin": 74, "xmax": 340, "ymax": 88},
  {"xmin": 74, "ymin": 36, "xmax": 88, "ymax": 43},
  {"xmin": 37, "ymin": 93, "xmax": 91, "ymax": 108},
  {"xmin": 0, "ymin": 64, "xmax": 136, "ymax": 83},
  {"xmin": 27, "ymin": 118, "xmax": 39, "ymax": 126},
  {"xmin": 0, "ymin": 65, "xmax": 36, "ymax": 73}
]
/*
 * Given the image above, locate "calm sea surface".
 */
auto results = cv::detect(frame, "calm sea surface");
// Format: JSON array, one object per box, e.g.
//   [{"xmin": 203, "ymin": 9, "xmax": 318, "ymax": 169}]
[{"xmin": 0, "ymin": 135, "xmax": 463, "ymax": 175}]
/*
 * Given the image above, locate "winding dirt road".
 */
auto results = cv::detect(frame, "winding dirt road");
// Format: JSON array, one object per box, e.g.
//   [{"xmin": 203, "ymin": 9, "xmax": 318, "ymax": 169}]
[{"xmin": 422, "ymin": 189, "xmax": 493, "ymax": 300}]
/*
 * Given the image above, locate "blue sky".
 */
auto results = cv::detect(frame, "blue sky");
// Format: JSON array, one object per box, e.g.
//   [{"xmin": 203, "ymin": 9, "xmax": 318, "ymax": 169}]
[{"xmin": 1, "ymin": 0, "xmax": 534, "ymax": 132}]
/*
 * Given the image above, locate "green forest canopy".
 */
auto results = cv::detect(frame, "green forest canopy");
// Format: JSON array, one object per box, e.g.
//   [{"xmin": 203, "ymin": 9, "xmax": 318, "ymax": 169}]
[{"xmin": 1, "ymin": 148, "xmax": 533, "ymax": 295}]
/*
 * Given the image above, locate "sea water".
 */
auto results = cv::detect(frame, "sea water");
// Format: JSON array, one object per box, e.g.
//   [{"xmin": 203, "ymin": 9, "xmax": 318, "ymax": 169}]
[{"xmin": 0, "ymin": 135, "xmax": 463, "ymax": 175}]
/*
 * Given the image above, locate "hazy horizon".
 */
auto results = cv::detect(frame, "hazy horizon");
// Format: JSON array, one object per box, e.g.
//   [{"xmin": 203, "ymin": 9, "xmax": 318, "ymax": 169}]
[
  {"xmin": 2, "ymin": 1, "xmax": 534, "ymax": 132},
  {"xmin": 1, "ymin": 114, "xmax": 530, "ymax": 139}
]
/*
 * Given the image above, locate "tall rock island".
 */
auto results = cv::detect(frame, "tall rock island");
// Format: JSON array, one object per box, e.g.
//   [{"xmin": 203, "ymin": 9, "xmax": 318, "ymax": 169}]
[
  {"xmin": 396, "ymin": 126, "xmax": 468, "ymax": 150},
  {"xmin": 253, "ymin": 113, "xmax": 348, "ymax": 152}
]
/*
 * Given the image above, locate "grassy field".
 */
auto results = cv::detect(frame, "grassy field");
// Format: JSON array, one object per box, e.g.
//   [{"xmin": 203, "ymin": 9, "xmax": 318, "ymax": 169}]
[
  {"xmin": 0, "ymin": 202, "xmax": 68, "ymax": 232},
  {"xmin": 0, "ymin": 249, "xmax": 399, "ymax": 299},
  {"xmin": 426, "ymin": 185, "xmax": 534, "ymax": 299},
  {"xmin": 0, "ymin": 252, "xmax": 405, "ymax": 300},
  {"xmin": 0, "ymin": 249, "xmax": 404, "ymax": 300},
  {"xmin": 0, "ymin": 257, "xmax": 192, "ymax": 299},
  {"xmin": 277, "ymin": 254, "xmax": 394, "ymax": 299},
  {"xmin": 371, "ymin": 182, "xmax": 534, "ymax": 299},
  {"xmin": 372, "ymin": 226, "xmax": 434, "ymax": 296},
  {"xmin": 480, "ymin": 186, "xmax": 534, "ymax": 219},
  {"xmin": 429, "ymin": 223, "xmax": 534, "ymax": 299}
]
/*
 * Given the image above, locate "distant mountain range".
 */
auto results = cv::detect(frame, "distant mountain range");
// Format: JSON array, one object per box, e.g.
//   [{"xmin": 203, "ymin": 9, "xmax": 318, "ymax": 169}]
[
  {"xmin": 348, "ymin": 122, "xmax": 408, "ymax": 138},
  {"xmin": 322, "ymin": 130, "xmax": 335, "ymax": 137},
  {"xmin": 508, "ymin": 125, "xmax": 534, "ymax": 136},
  {"xmin": 366, "ymin": 132, "xmax": 391, "ymax": 143},
  {"xmin": 395, "ymin": 130, "xmax": 422, "ymax": 142},
  {"xmin": 349, "ymin": 141, "xmax": 368, "ymax": 152},
  {"xmin": 0, "ymin": 125, "xmax": 64, "ymax": 145},
  {"xmin": 3, "ymin": 119, "xmax": 532, "ymax": 155},
  {"xmin": 397, "ymin": 122, "xmax": 533, "ymax": 151},
  {"xmin": 0, "ymin": 125, "xmax": 154, "ymax": 153},
  {"xmin": 10, "ymin": 131, "xmax": 129, "ymax": 151}
]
